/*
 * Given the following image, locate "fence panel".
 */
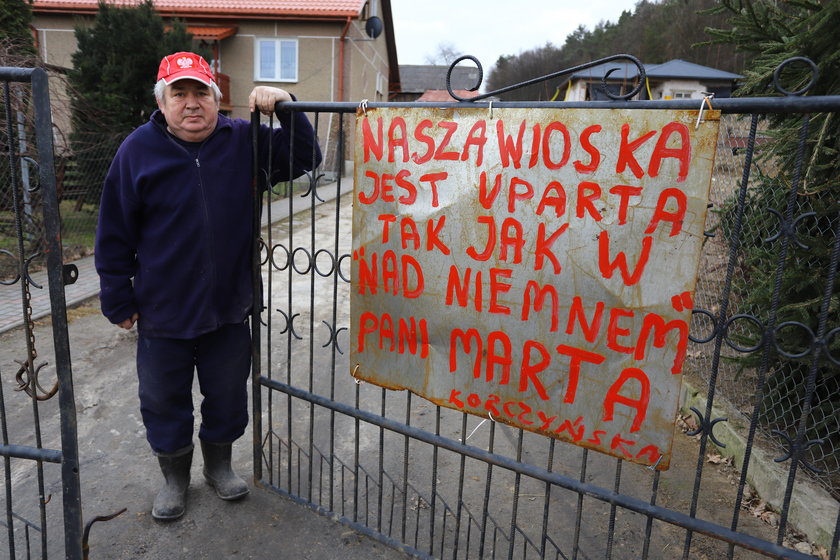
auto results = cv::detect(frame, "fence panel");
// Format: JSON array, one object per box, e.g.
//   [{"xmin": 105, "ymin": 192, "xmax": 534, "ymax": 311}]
[{"xmin": 252, "ymin": 56, "xmax": 840, "ymax": 559}]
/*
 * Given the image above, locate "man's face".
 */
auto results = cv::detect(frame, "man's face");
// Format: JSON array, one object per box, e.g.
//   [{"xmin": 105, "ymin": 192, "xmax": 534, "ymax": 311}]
[{"xmin": 157, "ymin": 79, "xmax": 219, "ymax": 142}]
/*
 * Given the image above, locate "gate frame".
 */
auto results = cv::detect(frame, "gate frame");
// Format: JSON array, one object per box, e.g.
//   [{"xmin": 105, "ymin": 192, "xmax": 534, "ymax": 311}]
[
  {"xmin": 0, "ymin": 66, "xmax": 83, "ymax": 560},
  {"xmin": 250, "ymin": 55, "xmax": 840, "ymax": 560}
]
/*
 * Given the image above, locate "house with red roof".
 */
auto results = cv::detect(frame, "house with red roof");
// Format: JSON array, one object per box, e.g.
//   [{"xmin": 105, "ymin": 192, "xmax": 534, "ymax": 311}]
[{"xmin": 30, "ymin": 0, "xmax": 400, "ymax": 115}]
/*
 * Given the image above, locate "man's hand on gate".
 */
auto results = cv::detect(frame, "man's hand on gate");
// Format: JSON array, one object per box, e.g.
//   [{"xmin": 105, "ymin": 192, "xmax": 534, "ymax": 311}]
[{"xmin": 249, "ymin": 86, "xmax": 293, "ymax": 115}]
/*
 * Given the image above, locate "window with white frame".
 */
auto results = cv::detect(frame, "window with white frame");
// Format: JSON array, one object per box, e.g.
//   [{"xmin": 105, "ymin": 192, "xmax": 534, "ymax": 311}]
[{"xmin": 255, "ymin": 38, "xmax": 298, "ymax": 82}]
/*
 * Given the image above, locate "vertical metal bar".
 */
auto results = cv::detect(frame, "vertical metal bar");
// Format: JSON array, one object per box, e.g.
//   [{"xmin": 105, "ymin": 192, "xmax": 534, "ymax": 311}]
[
  {"xmin": 353, "ymin": 382, "xmax": 361, "ymax": 522},
  {"xmin": 723, "ymin": 114, "xmax": 765, "ymax": 559},
  {"xmin": 453, "ymin": 413, "xmax": 469, "ymax": 560},
  {"xmin": 250, "ymin": 108, "xmax": 264, "ymax": 485},
  {"xmin": 283, "ymin": 109, "xmax": 295, "ymax": 494},
  {"xmin": 539, "ymin": 439, "xmax": 556, "ymax": 558},
  {"xmin": 328, "ymin": 112, "xmax": 344, "ymax": 514},
  {"xmin": 306, "ymin": 112, "xmax": 316, "ymax": 504},
  {"xmin": 439, "ymin": 504, "xmax": 449, "ymax": 554},
  {"xmin": 33, "ymin": 65, "xmax": 85, "ymax": 560},
  {"xmin": 641, "ymin": 470, "xmax": 661, "ymax": 560},
  {"xmin": 605, "ymin": 459, "xmax": 622, "ymax": 559},
  {"xmin": 507, "ymin": 429, "xmax": 524, "ymax": 560},
  {"xmin": 401, "ymin": 392, "xmax": 411, "ymax": 543},
  {"xmin": 571, "ymin": 449, "xmax": 588, "ymax": 560},
  {"xmin": 341, "ymin": 466, "xmax": 347, "ymax": 517},
  {"xmin": 429, "ymin": 406, "xmax": 441, "ymax": 556},
  {"xmin": 478, "ymin": 421, "xmax": 496, "ymax": 559},
  {"xmin": 264, "ymin": 112, "xmax": 275, "ymax": 489},
  {"xmin": 269, "ymin": 111, "xmax": 280, "ymax": 487},
  {"xmin": 378, "ymin": 388, "xmax": 386, "ymax": 533},
  {"xmin": 0, "ymin": 363, "xmax": 16, "ymax": 559}
]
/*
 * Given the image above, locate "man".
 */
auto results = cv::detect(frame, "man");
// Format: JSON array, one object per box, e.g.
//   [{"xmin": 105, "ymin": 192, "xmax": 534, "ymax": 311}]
[{"xmin": 95, "ymin": 51, "xmax": 321, "ymax": 520}]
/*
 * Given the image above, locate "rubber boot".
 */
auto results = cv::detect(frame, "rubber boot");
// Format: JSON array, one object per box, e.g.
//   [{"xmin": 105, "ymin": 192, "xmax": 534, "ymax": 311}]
[
  {"xmin": 201, "ymin": 440, "xmax": 249, "ymax": 500},
  {"xmin": 152, "ymin": 446, "xmax": 192, "ymax": 520}
]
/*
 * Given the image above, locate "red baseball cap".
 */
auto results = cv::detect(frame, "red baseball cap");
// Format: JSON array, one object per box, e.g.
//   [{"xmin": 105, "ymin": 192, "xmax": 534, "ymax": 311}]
[{"xmin": 157, "ymin": 52, "xmax": 216, "ymax": 87}]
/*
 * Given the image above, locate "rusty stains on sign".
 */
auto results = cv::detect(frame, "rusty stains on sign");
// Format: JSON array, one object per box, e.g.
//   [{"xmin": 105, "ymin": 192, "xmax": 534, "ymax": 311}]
[{"xmin": 350, "ymin": 107, "xmax": 720, "ymax": 470}]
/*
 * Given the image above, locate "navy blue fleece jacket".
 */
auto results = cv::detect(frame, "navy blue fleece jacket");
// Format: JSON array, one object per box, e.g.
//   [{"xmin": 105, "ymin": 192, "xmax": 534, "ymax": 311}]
[{"xmin": 95, "ymin": 108, "xmax": 321, "ymax": 338}]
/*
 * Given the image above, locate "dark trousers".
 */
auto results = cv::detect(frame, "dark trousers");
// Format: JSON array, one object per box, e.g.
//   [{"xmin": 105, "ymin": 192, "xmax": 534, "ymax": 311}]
[{"xmin": 136, "ymin": 322, "xmax": 251, "ymax": 455}]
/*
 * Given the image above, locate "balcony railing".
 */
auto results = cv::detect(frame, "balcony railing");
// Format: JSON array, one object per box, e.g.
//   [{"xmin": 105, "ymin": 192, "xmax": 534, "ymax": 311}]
[{"xmin": 215, "ymin": 72, "xmax": 232, "ymax": 112}]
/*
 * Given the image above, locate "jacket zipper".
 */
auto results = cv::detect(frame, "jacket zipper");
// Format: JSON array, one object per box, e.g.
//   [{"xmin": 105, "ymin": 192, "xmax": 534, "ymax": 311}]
[{"xmin": 194, "ymin": 146, "xmax": 220, "ymax": 329}]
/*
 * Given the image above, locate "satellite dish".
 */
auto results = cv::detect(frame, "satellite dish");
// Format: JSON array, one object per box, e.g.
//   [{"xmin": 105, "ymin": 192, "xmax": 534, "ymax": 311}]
[{"xmin": 365, "ymin": 16, "xmax": 383, "ymax": 39}]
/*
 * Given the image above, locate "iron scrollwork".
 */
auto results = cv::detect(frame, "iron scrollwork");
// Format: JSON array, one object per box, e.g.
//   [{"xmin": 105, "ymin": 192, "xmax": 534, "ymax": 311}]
[{"xmin": 445, "ymin": 53, "xmax": 647, "ymax": 102}]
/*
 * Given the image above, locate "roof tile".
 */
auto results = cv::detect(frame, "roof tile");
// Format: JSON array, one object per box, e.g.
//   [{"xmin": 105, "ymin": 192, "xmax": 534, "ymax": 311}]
[{"xmin": 32, "ymin": 0, "xmax": 366, "ymax": 17}]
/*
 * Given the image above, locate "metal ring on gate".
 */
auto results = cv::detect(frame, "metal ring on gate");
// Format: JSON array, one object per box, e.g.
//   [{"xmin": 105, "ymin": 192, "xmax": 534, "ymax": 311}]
[
  {"xmin": 337, "ymin": 253, "xmax": 353, "ymax": 283},
  {"xmin": 722, "ymin": 314, "xmax": 766, "ymax": 353},
  {"xmin": 23, "ymin": 255, "xmax": 43, "ymax": 290},
  {"xmin": 300, "ymin": 170, "xmax": 326, "ymax": 203},
  {"xmin": 290, "ymin": 247, "xmax": 313, "ymax": 274},
  {"xmin": 270, "ymin": 243, "xmax": 291, "ymax": 271},
  {"xmin": 446, "ymin": 55, "xmax": 483, "ymax": 102},
  {"xmin": 824, "ymin": 327, "xmax": 840, "ymax": 366},
  {"xmin": 772, "ymin": 321, "xmax": 816, "ymax": 359},
  {"xmin": 762, "ymin": 209, "xmax": 816, "ymax": 250},
  {"xmin": 602, "ymin": 65, "xmax": 646, "ymax": 101},
  {"xmin": 275, "ymin": 309, "xmax": 303, "ymax": 340},
  {"xmin": 688, "ymin": 308, "xmax": 718, "ymax": 344},
  {"xmin": 258, "ymin": 239, "xmax": 270, "ymax": 266},
  {"xmin": 771, "ymin": 430, "xmax": 824, "ymax": 474},
  {"xmin": 312, "ymin": 248, "xmax": 336, "ymax": 277},
  {"xmin": 772, "ymin": 56, "xmax": 819, "ymax": 97},
  {"xmin": 321, "ymin": 321, "xmax": 347, "ymax": 355}
]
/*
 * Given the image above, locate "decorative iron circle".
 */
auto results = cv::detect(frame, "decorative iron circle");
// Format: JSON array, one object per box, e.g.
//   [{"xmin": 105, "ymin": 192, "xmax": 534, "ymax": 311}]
[
  {"xmin": 23, "ymin": 254, "xmax": 43, "ymax": 290},
  {"xmin": 446, "ymin": 55, "xmax": 483, "ymax": 102},
  {"xmin": 313, "ymin": 248, "xmax": 336, "ymax": 277},
  {"xmin": 602, "ymin": 66, "xmax": 645, "ymax": 100},
  {"xmin": 772, "ymin": 321, "xmax": 815, "ymax": 359},
  {"xmin": 723, "ymin": 314, "xmax": 765, "ymax": 353},
  {"xmin": 772, "ymin": 56, "xmax": 819, "ymax": 97},
  {"xmin": 259, "ymin": 239, "xmax": 270, "ymax": 265},
  {"xmin": 764, "ymin": 210, "xmax": 817, "ymax": 249},
  {"xmin": 824, "ymin": 327, "xmax": 840, "ymax": 366},
  {"xmin": 270, "ymin": 243, "xmax": 291, "ymax": 271},
  {"xmin": 337, "ymin": 253, "xmax": 352, "ymax": 283},
  {"xmin": 688, "ymin": 308, "xmax": 718, "ymax": 344},
  {"xmin": 290, "ymin": 247, "xmax": 313, "ymax": 275}
]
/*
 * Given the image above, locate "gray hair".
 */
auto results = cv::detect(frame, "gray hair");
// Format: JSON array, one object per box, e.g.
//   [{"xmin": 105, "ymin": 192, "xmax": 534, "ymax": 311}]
[{"xmin": 154, "ymin": 78, "xmax": 222, "ymax": 102}]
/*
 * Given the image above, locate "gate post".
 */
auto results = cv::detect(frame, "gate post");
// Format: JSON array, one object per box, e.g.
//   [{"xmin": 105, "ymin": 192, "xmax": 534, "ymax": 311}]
[{"xmin": 31, "ymin": 66, "xmax": 83, "ymax": 560}]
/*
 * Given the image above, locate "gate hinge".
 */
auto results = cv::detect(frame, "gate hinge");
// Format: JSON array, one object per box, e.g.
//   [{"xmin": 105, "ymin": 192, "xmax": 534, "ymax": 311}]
[{"xmin": 63, "ymin": 264, "xmax": 78, "ymax": 286}]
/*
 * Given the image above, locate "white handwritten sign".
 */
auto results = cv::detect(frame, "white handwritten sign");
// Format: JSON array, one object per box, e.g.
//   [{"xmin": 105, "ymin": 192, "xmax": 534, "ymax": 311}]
[{"xmin": 350, "ymin": 107, "xmax": 720, "ymax": 469}]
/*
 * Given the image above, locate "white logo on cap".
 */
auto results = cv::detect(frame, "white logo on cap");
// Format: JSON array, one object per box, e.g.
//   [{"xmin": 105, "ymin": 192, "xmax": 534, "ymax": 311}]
[{"xmin": 176, "ymin": 56, "xmax": 194, "ymax": 69}]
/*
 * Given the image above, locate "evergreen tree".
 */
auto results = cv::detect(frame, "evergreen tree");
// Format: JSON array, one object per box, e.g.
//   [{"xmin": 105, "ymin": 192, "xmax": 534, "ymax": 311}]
[
  {"xmin": 712, "ymin": 0, "xmax": 840, "ymax": 468},
  {"xmin": 0, "ymin": 0, "xmax": 40, "ymax": 251},
  {"xmin": 67, "ymin": 0, "xmax": 197, "ymax": 203},
  {"xmin": 0, "ymin": 0, "xmax": 36, "ymax": 57},
  {"xmin": 484, "ymin": 0, "xmax": 749, "ymax": 100}
]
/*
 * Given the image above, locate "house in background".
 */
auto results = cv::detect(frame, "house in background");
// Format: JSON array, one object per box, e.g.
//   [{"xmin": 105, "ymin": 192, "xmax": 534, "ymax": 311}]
[
  {"xmin": 30, "ymin": 0, "xmax": 401, "ymax": 170},
  {"xmin": 563, "ymin": 59, "xmax": 742, "ymax": 101},
  {"xmin": 396, "ymin": 64, "xmax": 482, "ymax": 102}
]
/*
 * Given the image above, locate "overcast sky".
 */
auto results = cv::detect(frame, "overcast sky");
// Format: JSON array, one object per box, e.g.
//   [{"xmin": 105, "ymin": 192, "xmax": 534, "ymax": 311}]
[{"xmin": 391, "ymin": 0, "xmax": 641, "ymax": 68}]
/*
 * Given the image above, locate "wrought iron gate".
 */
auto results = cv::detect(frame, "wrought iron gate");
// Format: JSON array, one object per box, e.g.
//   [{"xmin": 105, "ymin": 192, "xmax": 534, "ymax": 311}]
[
  {"xmin": 252, "ymin": 55, "xmax": 840, "ymax": 559},
  {"xmin": 0, "ymin": 67, "xmax": 83, "ymax": 559}
]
